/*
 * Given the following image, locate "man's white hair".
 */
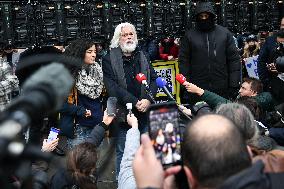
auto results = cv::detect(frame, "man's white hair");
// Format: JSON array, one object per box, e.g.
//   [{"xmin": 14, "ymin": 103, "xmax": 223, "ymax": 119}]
[{"xmin": 110, "ymin": 22, "xmax": 138, "ymax": 49}]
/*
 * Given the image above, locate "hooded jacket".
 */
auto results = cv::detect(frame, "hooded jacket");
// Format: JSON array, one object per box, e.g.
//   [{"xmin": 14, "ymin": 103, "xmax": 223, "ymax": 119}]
[
  {"xmin": 179, "ymin": 2, "xmax": 241, "ymax": 94},
  {"xmin": 194, "ymin": 2, "xmax": 216, "ymax": 18}
]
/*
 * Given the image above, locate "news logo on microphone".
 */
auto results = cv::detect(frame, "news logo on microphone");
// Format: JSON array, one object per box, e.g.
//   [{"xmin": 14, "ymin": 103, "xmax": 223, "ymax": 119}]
[
  {"xmin": 135, "ymin": 73, "xmax": 147, "ymax": 83},
  {"xmin": 176, "ymin": 74, "xmax": 187, "ymax": 85}
]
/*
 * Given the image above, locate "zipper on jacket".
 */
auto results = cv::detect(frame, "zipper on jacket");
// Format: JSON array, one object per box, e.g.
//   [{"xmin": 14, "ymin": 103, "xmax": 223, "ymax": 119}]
[
  {"xmin": 207, "ymin": 33, "xmax": 212, "ymax": 89},
  {"xmin": 207, "ymin": 34, "xmax": 210, "ymax": 57},
  {"xmin": 214, "ymin": 42, "xmax": 216, "ymax": 57}
]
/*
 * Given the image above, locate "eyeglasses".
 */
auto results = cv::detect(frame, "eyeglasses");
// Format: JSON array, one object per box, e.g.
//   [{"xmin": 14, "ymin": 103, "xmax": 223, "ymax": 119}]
[{"xmin": 121, "ymin": 32, "xmax": 134, "ymax": 38}]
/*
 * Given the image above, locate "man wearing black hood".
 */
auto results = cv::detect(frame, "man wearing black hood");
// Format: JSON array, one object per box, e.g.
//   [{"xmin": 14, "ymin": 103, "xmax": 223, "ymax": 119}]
[{"xmin": 179, "ymin": 2, "xmax": 241, "ymax": 104}]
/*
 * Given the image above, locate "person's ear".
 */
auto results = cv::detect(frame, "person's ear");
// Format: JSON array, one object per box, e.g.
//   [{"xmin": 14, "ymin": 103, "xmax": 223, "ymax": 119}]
[
  {"xmin": 247, "ymin": 145, "xmax": 253, "ymax": 160},
  {"xmin": 251, "ymin": 90, "xmax": 258, "ymax": 96},
  {"xmin": 184, "ymin": 166, "xmax": 198, "ymax": 189}
]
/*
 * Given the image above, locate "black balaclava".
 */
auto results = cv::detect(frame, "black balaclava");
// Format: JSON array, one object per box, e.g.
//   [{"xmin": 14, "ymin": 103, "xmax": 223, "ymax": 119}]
[{"xmin": 196, "ymin": 13, "xmax": 215, "ymax": 32}]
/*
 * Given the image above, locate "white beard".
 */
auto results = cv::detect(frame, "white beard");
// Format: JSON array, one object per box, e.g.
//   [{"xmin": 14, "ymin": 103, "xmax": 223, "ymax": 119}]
[{"xmin": 120, "ymin": 41, "xmax": 137, "ymax": 53}]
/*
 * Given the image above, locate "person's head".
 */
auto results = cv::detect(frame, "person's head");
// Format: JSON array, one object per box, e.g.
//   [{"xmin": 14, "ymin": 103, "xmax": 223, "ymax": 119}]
[
  {"xmin": 165, "ymin": 123, "xmax": 174, "ymax": 133},
  {"xmin": 110, "ymin": 22, "xmax": 138, "ymax": 54},
  {"xmin": 236, "ymin": 96, "xmax": 263, "ymax": 121},
  {"xmin": 183, "ymin": 114, "xmax": 251, "ymax": 189},
  {"xmin": 239, "ymin": 77, "xmax": 263, "ymax": 97},
  {"xmin": 276, "ymin": 28, "xmax": 284, "ymax": 44},
  {"xmin": 67, "ymin": 142, "xmax": 98, "ymax": 189},
  {"xmin": 215, "ymin": 103, "xmax": 259, "ymax": 142},
  {"xmin": 246, "ymin": 34, "xmax": 258, "ymax": 51},
  {"xmin": 280, "ymin": 17, "xmax": 284, "ymax": 29},
  {"xmin": 194, "ymin": 2, "xmax": 216, "ymax": 31},
  {"xmin": 161, "ymin": 37, "xmax": 174, "ymax": 54},
  {"xmin": 64, "ymin": 39, "xmax": 96, "ymax": 65}
]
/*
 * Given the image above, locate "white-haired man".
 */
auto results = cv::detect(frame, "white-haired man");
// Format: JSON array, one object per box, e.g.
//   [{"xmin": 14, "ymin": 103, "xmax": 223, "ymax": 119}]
[{"xmin": 102, "ymin": 22, "xmax": 157, "ymax": 177}]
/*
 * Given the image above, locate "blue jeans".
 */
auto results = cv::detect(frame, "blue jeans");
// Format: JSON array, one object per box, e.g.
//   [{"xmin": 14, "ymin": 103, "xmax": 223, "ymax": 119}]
[
  {"xmin": 67, "ymin": 125, "xmax": 92, "ymax": 150},
  {"xmin": 115, "ymin": 118, "xmax": 148, "ymax": 178}
]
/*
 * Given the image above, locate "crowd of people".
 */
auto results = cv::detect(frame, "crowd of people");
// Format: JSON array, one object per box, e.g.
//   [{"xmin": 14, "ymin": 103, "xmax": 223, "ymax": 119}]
[{"xmin": 1, "ymin": 1, "xmax": 284, "ymax": 189}]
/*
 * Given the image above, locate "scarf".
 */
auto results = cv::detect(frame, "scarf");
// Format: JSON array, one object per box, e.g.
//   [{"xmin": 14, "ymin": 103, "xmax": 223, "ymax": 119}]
[{"xmin": 76, "ymin": 63, "xmax": 103, "ymax": 99}]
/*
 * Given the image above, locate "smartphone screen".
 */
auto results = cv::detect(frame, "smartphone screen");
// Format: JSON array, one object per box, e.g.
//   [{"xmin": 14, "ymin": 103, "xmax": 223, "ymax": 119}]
[
  {"xmin": 149, "ymin": 102, "xmax": 182, "ymax": 167},
  {"xmin": 47, "ymin": 127, "xmax": 60, "ymax": 142},
  {"xmin": 107, "ymin": 97, "xmax": 117, "ymax": 116}
]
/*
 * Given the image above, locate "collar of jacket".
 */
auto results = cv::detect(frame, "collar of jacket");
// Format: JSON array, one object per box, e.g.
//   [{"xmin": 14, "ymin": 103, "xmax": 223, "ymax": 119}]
[{"xmin": 109, "ymin": 47, "xmax": 150, "ymax": 94}]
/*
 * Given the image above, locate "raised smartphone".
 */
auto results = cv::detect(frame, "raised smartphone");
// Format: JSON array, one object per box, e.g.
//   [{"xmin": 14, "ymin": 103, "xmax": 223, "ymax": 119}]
[
  {"xmin": 107, "ymin": 97, "xmax": 117, "ymax": 116},
  {"xmin": 148, "ymin": 102, "xmax": 182, "ymax": 167},
  {"xmin": 47, "ymin": 127, "xmax": 60, "ymax": 142}
]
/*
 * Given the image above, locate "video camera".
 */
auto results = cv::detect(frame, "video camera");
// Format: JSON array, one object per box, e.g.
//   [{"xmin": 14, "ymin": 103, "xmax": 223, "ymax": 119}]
[{"xmin": 0, "ymin": 53, "xmax": 80, "ymax": 189}]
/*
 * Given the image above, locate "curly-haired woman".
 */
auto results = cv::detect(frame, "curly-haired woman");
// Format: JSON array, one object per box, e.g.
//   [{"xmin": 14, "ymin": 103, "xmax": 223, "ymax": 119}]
[{"xmin": 59, "ymin": 39, "xmax": 104, "ymax": 149}]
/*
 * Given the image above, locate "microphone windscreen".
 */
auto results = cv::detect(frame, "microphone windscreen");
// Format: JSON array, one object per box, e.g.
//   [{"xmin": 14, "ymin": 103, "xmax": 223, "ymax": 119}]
[
  {"xmin": 176, "ymin": 74, "xmax": 186, "ymax": 84},
  {"xmin": 156, "ymin": 77, "xmax": 167, "ymax": 88},
  {"xmin": 136, "ymin": 73, "xmax": 147, "ymax": 83},
  {"xmin": 22, "ymin": 63, "xmax": 74, "ymax": 110}
]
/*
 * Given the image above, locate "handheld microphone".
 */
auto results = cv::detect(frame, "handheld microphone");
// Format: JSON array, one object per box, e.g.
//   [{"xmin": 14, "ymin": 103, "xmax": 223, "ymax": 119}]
[
  {"xmin": 136, "ymin": 73, "xmax": 156, "ymax": 103},
  {"xmin": 126, "ymin": 103, "xmax": 133, "ymax": 116},
  {"xmin": 136, "ymin": 73, "xmax": 147, "ymax": 86},
  {"xmin": 156, "ymin": 77, "xmax": 176, "ymax": 102},
  {"xmin": 176, "ymin": 74, "xmax": 187, "ymax": 85},
  {"xmin": 156, "ymin": 77, "xmax": 192, "ymax": 120}
]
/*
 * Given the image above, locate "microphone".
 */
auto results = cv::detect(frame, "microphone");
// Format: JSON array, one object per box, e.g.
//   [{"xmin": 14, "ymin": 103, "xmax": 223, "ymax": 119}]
[
  {"xmin": 156, "ymin": 77, "xmax": 192, "ymax": 120},
  {"xmin": 136, "ymin": 73, "xmax": 156, "ymax": 103},
  {"xmin": 136, "ymin": 73, "xmax": 147, "ymax": 86},
  {"xmin": 176, "ymin": 74, "xmax": 187, "ymax": 85},
  {"xmin": 126, "ymin": 103, "xmax": 133, "ymax": 116},
  {"xmin": 156, "ymin": 77, "xmax": 176, "ymax": 102}
]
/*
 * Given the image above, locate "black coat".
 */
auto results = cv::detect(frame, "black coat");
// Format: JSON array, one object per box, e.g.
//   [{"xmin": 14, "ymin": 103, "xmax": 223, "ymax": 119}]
[
  {"xmin": 257, "ymin": 35, "xmax": 279, "ymax": 87},
  {"xmin": 102, "ymin": 47, "xmax": 157, "ymax": 131},
  {"xmin": 179, "ymin": 25, "xmax": 241, "ymax": 93},
  {"xmin": 218, "ymin": 160, "xmax": 284, "ymax": 189}
]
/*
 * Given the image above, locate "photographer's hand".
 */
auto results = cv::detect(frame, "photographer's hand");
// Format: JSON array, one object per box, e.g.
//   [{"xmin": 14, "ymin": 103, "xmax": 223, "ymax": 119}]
[
  {"xmin": 133, "ymin": 134, "xmax": 164, "ymax": 189},
  {"xmin": 163, "ymin": 166, "xmax": 182, "ymax": 189}
]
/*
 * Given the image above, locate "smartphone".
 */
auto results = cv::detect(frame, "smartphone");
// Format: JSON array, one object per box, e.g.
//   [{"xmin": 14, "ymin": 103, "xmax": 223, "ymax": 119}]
[
  {"xmin": 47, "ymin": 127, "xmax": 60, "ymax": 142},
  {"xmin": 107, "ymin": 97, "xmax": 117, "ymax": 116},
  {"xmin": 148, "ymin": 102, "xmax": 182, "ymax": 167}
]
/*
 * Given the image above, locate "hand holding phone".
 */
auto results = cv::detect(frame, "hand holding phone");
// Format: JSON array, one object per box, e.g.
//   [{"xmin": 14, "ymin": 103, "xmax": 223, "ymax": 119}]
[
  {"xmin": 47, "ymin": 127, "xmax": 60, "ymax": 143},
  {"xmin": 42, "ymin": 138, "xmax": 59, "ymax": 152}
]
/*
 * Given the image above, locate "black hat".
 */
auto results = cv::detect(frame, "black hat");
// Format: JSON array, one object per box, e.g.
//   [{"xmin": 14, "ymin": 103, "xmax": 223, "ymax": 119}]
[
  {"xmin": 246, "ymin": 34, "xmax": 257, "ymax": 42},
  {"xmin": 194, "ymin": 2, "xmax": 216, "ymax": 18}
]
